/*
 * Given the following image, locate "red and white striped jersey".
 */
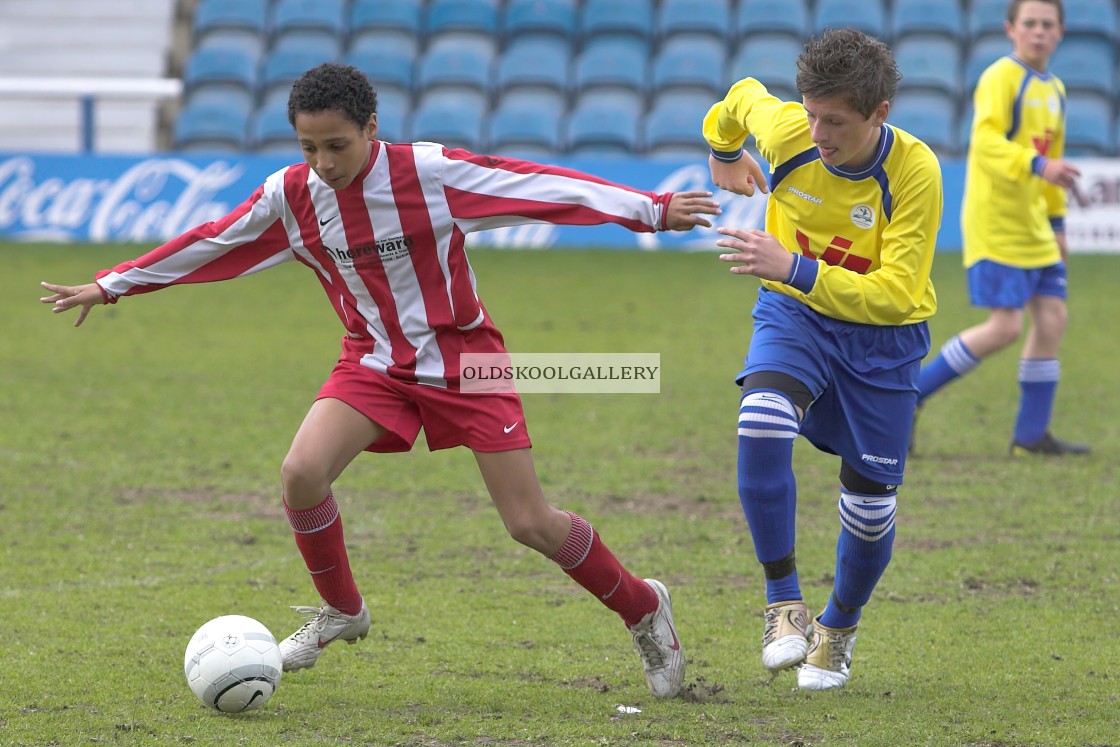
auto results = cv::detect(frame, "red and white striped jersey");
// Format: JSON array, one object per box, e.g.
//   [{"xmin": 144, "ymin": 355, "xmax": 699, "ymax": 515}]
[{"xmin": 95, "ymin": 142, "xmax": 673, "ymax": 388}]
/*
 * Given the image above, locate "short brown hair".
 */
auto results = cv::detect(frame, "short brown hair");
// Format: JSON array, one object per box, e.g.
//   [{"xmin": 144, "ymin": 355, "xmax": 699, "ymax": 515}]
[
  {"xmin": 1007, "ymin": 0, "xmax": 1064, "ymax": 25},
  {"xmin": 795, "ymin": 29, "xmax": 901, "ymax": 119}
]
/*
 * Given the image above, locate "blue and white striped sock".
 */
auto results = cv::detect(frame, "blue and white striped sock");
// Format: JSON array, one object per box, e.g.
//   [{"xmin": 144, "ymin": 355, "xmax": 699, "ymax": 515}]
[
  {"xmin": 917, "ymin": 335, "xmax": 980, "ymax": 405},
  {"xmin": 1014, "ymin": 358, "xmax": 1060, "ymax": 446},
  {"xmin": 819, "ymin": 490, "xmax": 897, "ymax": 630}
]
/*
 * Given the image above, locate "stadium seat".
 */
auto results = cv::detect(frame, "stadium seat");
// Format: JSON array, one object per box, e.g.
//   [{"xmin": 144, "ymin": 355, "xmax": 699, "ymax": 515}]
[
  {"xmin": 194, "ymin": 28, "xmax": 265, "ymax": 59},
  {"xmin": 415, "ymin": 40, "xmax": 494, "ymax": 95},
  {"xmin": 1051, "ymin": 38, "xmax": 1116, "ymax": 99},
  {"xmin": 494, "ymin": 88, "xmax": 568, "ymax": 122},
  {"xmin": 565, "ymin": 96, "xmax": 642, "ymax": 155},
  {"xmin": 174, "ymin": 99, "xmax": 251, "ymax": 152},
  {"xmin": 1064, "ymin": 94, "xmax": 1115, "ymax": 156},
  {"xmin": 651, "ymin": 37, "xmax": 726, "ymax": 96},
  {"xmin": 891, "ymin": 0, "xmax": 965, "ymax": 41},
  {"xmin": 424, "ymin": 0, "xmax": 499, "ymax": 40},
  {"xmin": 374, "ymin": 87, "xmax": 410, "ymax": 143},
  {"xmin": 259, "ymin": 42, "xmax": 339, "ymax": 100},
  {"xmin": 268, "ymin": 30, "xmax": 342, "ymax": 63},
  {"xmin": 895, "ymin": 37, "xmax": 962, "ymax": 96},
  {"xmin": 249, "ymin": 101, "xmax": 293, "ymax": 152},
  {"xmin": 502, "ymin": 0, "xmax": 576, "ymax": 41},
  {"xmin": 486, "ymin": 99, "xmax": 563, "ymax": 154},
  {"xmin": 495, "ymin": 37, "xmax": 570, "ymax": 93},
  {"xmin": 580, "ymin": 0, "xmax": 654, "ymax": 44},
  {"xmin": 184, "ymin": 85, "xmax": 255, "ymax": 116},
  {"xmin": 814, "ymin": 0, "xmax": 887, "ymax": 39},
  {"xmin": 736, "ymin": 0, "xmax": 809, "ymax": 41},
  {"xmin": 890, "ymin": 91, "xmax": 957, "ymax": 156},
  {"xmin": 344, "ymin": 35, "xmax": 416, "ymax": 94},
  {"xmin": 193, "ymin": 0, "xmax": 268, "ymax": 41},
  {"xmin": 964, "ymin": 37, "xmax": 1010, "ymax": 92},
  {"xmin": 1064, "ymin": 0, "xmax": 1119, "ymax": 43},
  {"xmin": 269, "ymin": 0, "xmax": 345, "ymax": 43},
  {"xmin": 968, "ymin": 0, "xmax": 1008, "ymax": 42},
  {"xmin": 656, "ymin": 0, "xmax": 731, "ymax": 44},
  {"xmin": 409, "ymin": 91, "xmax": 487, "ymax": 150},
  {"xmin": 573, "ymin": 37, "xmax": 648, "ymax": 96},
  {"xmin": 643, "ymin": 90, "xmax": 712, "ymax": 156},
  {"xmin": 728, "ymin": 37, "xmax": 802, "ymax": 101},
  {"xmin": 349, "ymin": 0, "xmax": 423, "ymax": 38},
  {"xmin": 183, "ymin": 45, "xmax": 258, "ymax": 93}
]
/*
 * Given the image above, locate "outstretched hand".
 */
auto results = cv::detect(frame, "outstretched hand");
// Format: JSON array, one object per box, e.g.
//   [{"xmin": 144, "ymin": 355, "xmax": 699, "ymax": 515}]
[
  {"xmin": 39, "ymin": 281, "xmax": 105, "ymax": 327},
  {"xmin": 1040, "ymin": 158, "xmax": 1080, "ymax": 190},
  {"xmin": 664, "ymin": 191, "xmax": 721, "ymax": 231},
  {"xmin": 709, "ymin": 152, "xmax": 769, "ymax": 197}
]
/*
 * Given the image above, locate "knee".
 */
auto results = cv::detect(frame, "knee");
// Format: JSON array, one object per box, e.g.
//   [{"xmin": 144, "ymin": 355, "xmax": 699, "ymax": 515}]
[
  {"xmin": 987, "ymin": 317, "xmax": 1023, "ymax": 349},
  {"xmin": 280, "ymin": 450, "xmax": 331, "ymax": 501},
  {"xmin": 502, "ymin": 508, "xmax": 566, "ymax": 553}
]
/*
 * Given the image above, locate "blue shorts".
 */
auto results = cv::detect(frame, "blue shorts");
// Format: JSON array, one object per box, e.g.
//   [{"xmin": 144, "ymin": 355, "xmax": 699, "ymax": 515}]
[
  {"xmin": 736, "ymin": 289, "xmax": 931, "ymax": 485},
  {"xmin": 967, "ymin": 260, "xmax": 1067, "ymax": 308}
]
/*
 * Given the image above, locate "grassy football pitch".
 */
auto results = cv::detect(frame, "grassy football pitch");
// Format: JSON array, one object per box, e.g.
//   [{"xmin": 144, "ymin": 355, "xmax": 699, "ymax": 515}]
[{"xmin": 2, "ymin": 243, "xmax": 1118, "ymax": 746}]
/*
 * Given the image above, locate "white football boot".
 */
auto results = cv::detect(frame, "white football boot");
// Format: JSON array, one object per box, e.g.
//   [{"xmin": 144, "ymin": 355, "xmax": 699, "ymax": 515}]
[
  {"xmin": 629, "ymin": 579, "xmax": 685, "ymax": 698},
  {"xmin": 279, "ymin": 599, "xmax": 371, "ymax": 672}
]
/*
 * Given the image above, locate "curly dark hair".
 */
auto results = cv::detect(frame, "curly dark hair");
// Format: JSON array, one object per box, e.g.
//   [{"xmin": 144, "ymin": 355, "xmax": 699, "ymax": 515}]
[
  {"xmin": 287, "ymin": 63, "xmax": 378, "ymax": 129},
  {"xmin": 795, "ymin": 29, "xmax": 901, "ymax": 119}
]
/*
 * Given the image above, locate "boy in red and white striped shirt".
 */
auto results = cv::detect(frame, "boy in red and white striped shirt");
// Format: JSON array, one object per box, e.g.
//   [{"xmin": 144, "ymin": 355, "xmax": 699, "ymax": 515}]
[{"xmin": 41, "ymin": 63, "xmax": 719, "ymax": 699}]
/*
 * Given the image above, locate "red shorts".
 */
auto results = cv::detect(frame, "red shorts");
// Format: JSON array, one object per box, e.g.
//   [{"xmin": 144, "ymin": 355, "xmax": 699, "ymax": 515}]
[{"xmin": 316, "ymin": 360, "xmax": 532, "ymax": 453}]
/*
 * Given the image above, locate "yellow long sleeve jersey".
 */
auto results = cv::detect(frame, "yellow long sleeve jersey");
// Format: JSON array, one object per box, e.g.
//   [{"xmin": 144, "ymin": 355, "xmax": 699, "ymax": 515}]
[
  {"xmin": 704, "ymin": 78, "xmax": 941, "ymax": 326},
  {"xmin": 962, "ymin": 55, "xmax": 1067, "ymax": 269}
]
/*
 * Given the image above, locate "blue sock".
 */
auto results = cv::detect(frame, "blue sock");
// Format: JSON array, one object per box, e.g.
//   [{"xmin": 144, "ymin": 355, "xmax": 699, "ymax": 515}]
[
  {"xmin": 917, "ymin": 335, "xmax": 980, "ymax": 405},
  {"xmin": 818, "ymin": 490, "xmax": 897, "ymax": 630},
  {"xmin": 1014, "ymin": 359, "xmax": 1059, "ymax": 445},
  {"xmin": 737, "ymin": 390, "xmax": 801, "ymax": 604}
]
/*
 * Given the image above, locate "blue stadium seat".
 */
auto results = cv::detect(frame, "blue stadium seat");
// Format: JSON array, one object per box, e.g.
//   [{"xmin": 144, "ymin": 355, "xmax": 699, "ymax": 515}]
[
  {"xmin": 486, "ymin": 100, "xmax": 563, "ymax": 154},
  {"xmin": 193, "ymin": 0, "xmax": 267, "ymax": 41},
  {"xmin": 895, "ymin": 37, "xmax": 962, "ymax": 96},
  {"xmin": 409, "ymin": 91, "xmax": 487, "ymax": 150},
  {"xmin": 814, "ymin": 0, "xmax": 887, "ymax": 38},
  {"xmin": 728, "ymin": 37, "xmax": 801, "ymax": 101},
  {"xmin": 349, "ymin": 0, "xmax": 423, "ymax": 38},
  {"xmin": 195, "ymin": 28, "xmax": 264, "ymax": 59},
  {"xmin": 502, "ymin": 0, "xmax": 576, "ymax": 41},
  {"xmin": 495, "ymin": 37, "xmax": 570, "ymax": 93},
  {"xmin": 260, "ymin": 42, "xmax": 339, "ymax": 99},
  {"xmin": 269, "ymin": 0, "xmax": 345, "ymax": 43},
  {"xmin": 651, "ymin": 37, "xmax": 725, "ymax": 96},
  {"xmin": 269, "ymin": 30, "xmax": 342, "ymax": 62},
  {"xmin": 1064, "ymin": 94, "xmax": 1115, "ymax": 156},
  {"xmin": 1064, "ymin": 0, "xmax": 1119, "ymax": 43},
  {"xmin": 643, "ymin": 91, "xmax": 712, "ymax": 156},
  {"xmin": 573, "ymin": 37, "xmax": 648, "ymax": 96},
  {"xmin": 890, "ymin": 91, "xmax": 957, "ymax": 155},
  {"xmin": 656, "ymin": 0, "xmax": 731, "ymax": 44},
  {"xmin": 736, "ymin": 0, "xmax": 809, "ymax": 41},
  {"xmin": 249, "ymin": 101, "xmax": 292, "ymax": 152},
  {"xmin": 565, "ymin": 97, "xmax": 642, "ymax": 155},
  {"xmin": 183, "ymin": 45, "xmax": 258, "ymax": 93},
  {"xmin": 1051, "ymin": 38, "xmax": 1116, "ymax": 99},
  {"xmin": 424, "ymin": 0, "xmax": 499, "ymax": 40},
  {"xmin": 494, "ymin": 88, "xmax": 568, "ymax": 122},
  {"xmin": 964, "ymin": 37, "xmax": 1010, "ymax": 92},
  {"xmin": 580, "ymin": 0, "xmax": 654, "ymax": 44},
  {"xmin": 174, "ymin": 99, "xmax": 251, "ymax": 152},
  {"xmin": 415, "ymin": 40, "xmax": 494, "ymax": 94},
  {"xmin": 374, "ymin": 88, "xmax": 410, "ymax": 143},
  {"xmin": 968, "ymin": 0, "xmax": 1008, "ymax": 42},
  {"xmin": 184, "ymin": 85, "xmax": 255, "ymax": 115},
  {"xmin": 891, "ymin": 0, "xmax": 965, "ymax": 41},
  {"xmin": 344, "ymin": 35, "xmax": 416, "ymax": 94}
]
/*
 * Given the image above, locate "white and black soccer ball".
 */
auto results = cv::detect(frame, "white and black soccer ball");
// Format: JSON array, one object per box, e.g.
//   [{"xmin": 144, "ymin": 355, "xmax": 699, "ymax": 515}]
[{"xmin": 184, "ymin": 615, "xmax": 282, "ymax": 713}]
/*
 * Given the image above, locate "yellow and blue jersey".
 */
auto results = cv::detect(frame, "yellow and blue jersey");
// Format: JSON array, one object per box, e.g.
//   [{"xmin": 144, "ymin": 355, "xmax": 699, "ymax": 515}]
[
  {"xmin": 962, "ymin": 55, "xmax": 1067, "ymax": 269},
  {"xmin": 703, "ymin": 78, "xmax": 941, "ymax": 326}
]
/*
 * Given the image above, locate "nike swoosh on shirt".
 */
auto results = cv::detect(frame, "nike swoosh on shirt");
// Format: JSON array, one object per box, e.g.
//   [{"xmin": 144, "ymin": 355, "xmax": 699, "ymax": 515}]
[{"xmin": 319, "ymin": 215, "xmax": 337, "ymax": 226}]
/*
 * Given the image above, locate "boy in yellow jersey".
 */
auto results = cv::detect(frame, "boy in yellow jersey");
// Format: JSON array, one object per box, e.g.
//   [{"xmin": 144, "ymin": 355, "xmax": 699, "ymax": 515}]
[
  {"xmin": 915, "ymin": 0, "xmax": 1087, "ymax": 456},
  {"xmin": 704, "ymin": 28, "xmax": 941, "ymax": 690}
]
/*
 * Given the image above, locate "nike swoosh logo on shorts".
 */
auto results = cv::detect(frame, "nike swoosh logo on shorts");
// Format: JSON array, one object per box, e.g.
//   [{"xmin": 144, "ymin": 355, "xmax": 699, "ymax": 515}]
[{"xmin": 503, "ymin": 422, "xmax": 519, "ymax": 434}]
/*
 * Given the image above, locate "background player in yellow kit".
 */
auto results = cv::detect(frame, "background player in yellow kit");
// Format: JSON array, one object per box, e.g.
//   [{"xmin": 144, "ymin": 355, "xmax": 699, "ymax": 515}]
[
  {"xmin": 915, "ymin": 0, "xmax": 1087, "ymax": 456},
  {"xmin": 705, "ymin": 29, "xmax": 941, "ymax": 690}
]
